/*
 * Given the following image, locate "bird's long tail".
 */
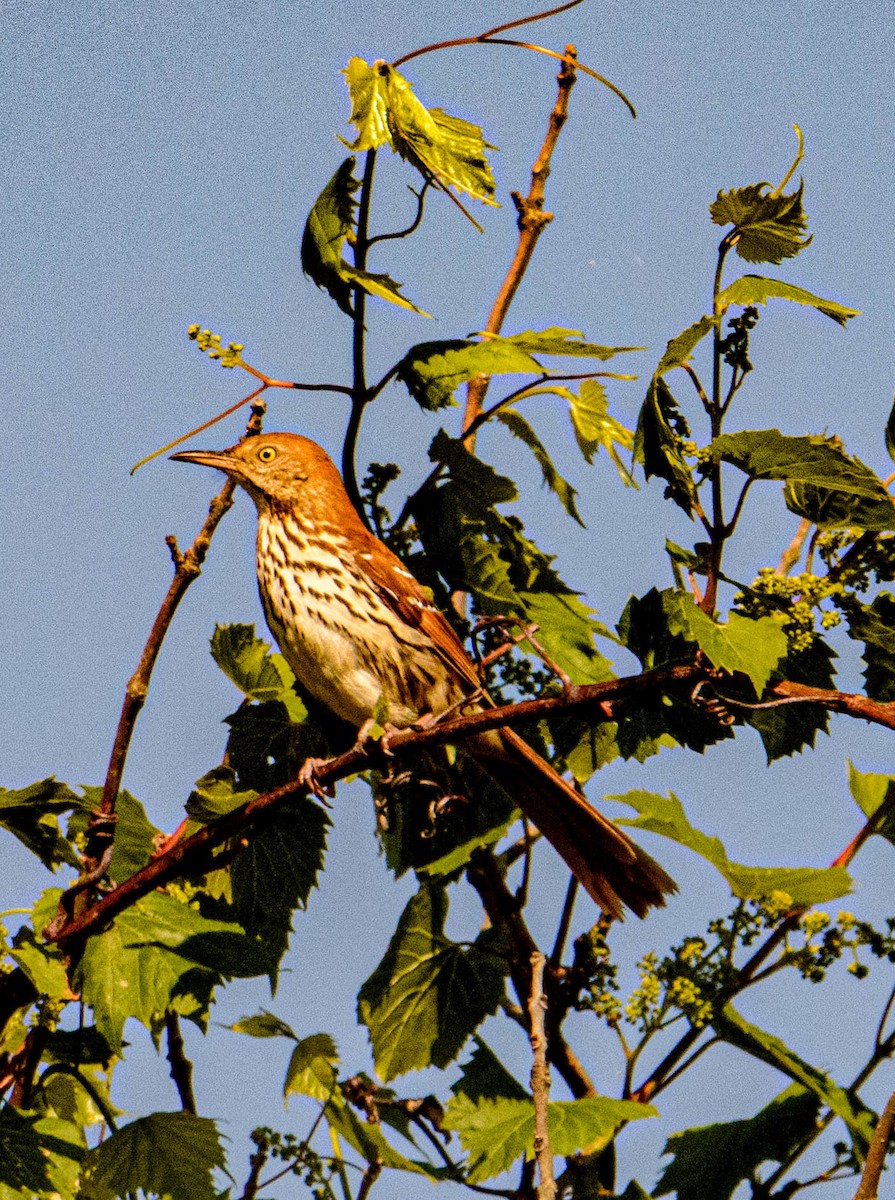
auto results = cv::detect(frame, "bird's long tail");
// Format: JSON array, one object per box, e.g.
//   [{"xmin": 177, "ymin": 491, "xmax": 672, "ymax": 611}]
[{"xmin": 469, "ymin": 728, "xmax": 676, "ymax": 919}]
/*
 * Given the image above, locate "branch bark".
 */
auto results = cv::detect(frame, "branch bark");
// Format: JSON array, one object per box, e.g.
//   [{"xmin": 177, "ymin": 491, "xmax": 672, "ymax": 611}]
[{"xmin": 529, "ymin": 953, "xmax": 557, "ymax": 1200}]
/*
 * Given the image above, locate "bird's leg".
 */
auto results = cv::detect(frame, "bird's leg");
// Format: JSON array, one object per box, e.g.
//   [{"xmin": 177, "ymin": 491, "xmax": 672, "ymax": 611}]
[{"xmin": 297, "ymin": 757, "xmax": 335, "ymax": 802}]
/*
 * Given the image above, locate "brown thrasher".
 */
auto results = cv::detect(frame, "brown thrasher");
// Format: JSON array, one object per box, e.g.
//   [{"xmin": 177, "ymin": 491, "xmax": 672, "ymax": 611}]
[{"xmin": 172, "ymin": 432, "xmax": 675, "ymax": 918}]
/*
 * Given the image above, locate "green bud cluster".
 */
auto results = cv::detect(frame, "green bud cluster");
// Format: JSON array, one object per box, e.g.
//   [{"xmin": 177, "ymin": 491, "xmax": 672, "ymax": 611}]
[
  {"xmin": 736, "ymin": 567, "xmax": 846, "ymax": 651},
  {"xmin": 187, "ymin": 323, "xmax": 245, "ymax": 368}
]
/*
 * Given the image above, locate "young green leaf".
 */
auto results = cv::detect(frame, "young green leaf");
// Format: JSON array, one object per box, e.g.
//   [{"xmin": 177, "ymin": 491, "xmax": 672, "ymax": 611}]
[
  {"xmin": 301, "ymin": 156, "xmax": 429, "ymax": 316},
  {"xmin": 712, "ymin": 1004, "xmax": 874, "ymax": 1156},
  {"xmin": 845, "ymin": 592, "xmax": 895, "ymax": 700},
  {"xmin": 0, "ymin": 778, "xmax": 86, "ymax": 870},
  {"xmin": 610, "ymin": 790, "xmax": 852, "ymax": 904},
  {"xmin": 210, "ymin": 623, "xmax": 307, "ymax": 723},
  {"xmin": 9, "ymin": 925, "xmax": 70, "ymax": 1001},
  {"xmin": 784, "ymin": 478, "xmax": 895, "ymax": 531},
  {"xmin": 284, "ymin": 1033, "xmax": 340, "ymax": 1102},
  {"xmin": 564, "ymin": 379, "xmax": 636, "ymax": 481},
  {"xmin": 710, "ymin": 180, "xmax": 811, "ymax": 264},
  {"xmin": 357, "ymin": 885, "xmax": 507, "ymax": 1080},
  {"xmin": 654, "ymin": 1085, "xmax": 820, "ymax": 1200},
  {"xmin": 443, "ymin": 1094, "xmax": 657, "ymax": 1184},
  {"xmin": 662, "ymin": 591, "xmax": 788, "ymax": 694},
  {"xmin": 496, "ymin": 408, "xmax": 584, "ymax": 524},
  {"xmin": 847, "ymin": 760, "xmax": 895, "ymax": 847},
  {"xmin": 451, "ymin": 1037, "xmax": 529, "ymax": 1102},
  {"xmin": 0, "ymin": 1109, "xmax": 83, "ymax": 1198},
  {"xmin": 398, "ymin": 339, "xmax": 543, "ymax": 410},
  {"xmin": 655, "ymin": 314, "xmax": 718, "ymax": 376},
  {"xmin": 493, "ymin": 327, "xmax": 643, "ymax": 360},
  {"xmin": 342, "ymin": 58, "xmax": 391, "ymax": 151},
  {"xmin": 69, "ymin": 786, "xmax": 159, "ymax": 882},
  {"xmin": 80, "ymin": 1112, "xmax": 226, "ymax": 1200},
  {"xmin": 718, "ymin": 275, "xmax": 859, "ymax": 325},
  {"xmin": 634, "ymin": 377, "xmax": 698, "ymax": 516},
  {"xmin": 229, "ymin": 1010, "xmax": 297, "ymax": 1039},
  {"xmin": 186, "ymin": 766, "xmax": 258, "ymax": 823},
  {"xmin": 713, "ymin": 429, "xmax": 889, "ymax": 497}
]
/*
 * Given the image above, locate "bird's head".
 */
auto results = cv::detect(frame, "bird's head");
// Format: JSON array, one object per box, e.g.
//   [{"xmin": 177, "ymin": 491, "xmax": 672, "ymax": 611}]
[{"xmin": 171, "ymin": 432, "xmax": 348, "ymax": 515}]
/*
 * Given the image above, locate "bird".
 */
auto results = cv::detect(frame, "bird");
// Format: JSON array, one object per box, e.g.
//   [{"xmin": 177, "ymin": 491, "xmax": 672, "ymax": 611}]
[{"xmin": 171, "ymin": 432, "xmax": 676, "ymax": 918}]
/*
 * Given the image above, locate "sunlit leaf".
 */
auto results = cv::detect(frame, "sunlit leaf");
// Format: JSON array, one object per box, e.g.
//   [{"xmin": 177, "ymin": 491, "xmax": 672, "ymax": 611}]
[
  {"xmin": 718, "ymin": 275, "xmax": 859, "ymax": 325},
  {"xmin": 496, "ymin": 408, "xmax": 583, "ymax": 524},
  {"xmin": 710, "ymin": 180, "xmax": 811, "ymax": 264},
  {"xmin": 357, "ymin": 885, "xmax": 507, "ymax": 1080},
  {"xmin": 398, "ymin": 339, "xmax": 543, "ymax": 410},
  {"xmin": 847, "ymin": 760, "xmax": 895, "ymax": 847},
  {"xmin": 211, "ymin": 623, "xmax": 307, "ymax": 723},
  {"xmin": 80, "ymin": 1112, "xmax": 226, "ymax": 1200},
  {"xmin": 0, "ymin": 778, "xmax": 85, "ymax": 870},
  {"xmin": 656, "ymin": 315, "xmax": 718, "ymax": 376},
  {"xmin": 610, "ymin": 790, "xmax": 852, "ymax": 904},
  {"xmin": 284, "ymin": 1033, "xmax": 340, "ymax": 1102},
  {"xmin": 662, "ymin": 591, "xmax": 788, "ymax": 693}
]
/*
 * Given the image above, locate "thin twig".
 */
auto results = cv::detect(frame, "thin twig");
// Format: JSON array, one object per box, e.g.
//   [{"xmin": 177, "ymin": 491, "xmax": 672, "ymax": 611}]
[
  {"xmin": 776, "ymin": 518, "xmax": 813, "ymax": 576},
  {"xmin": 529, "ymin": 953, "xmax": 556, "ymax": 1200},
  {"xmin": 463, "ymin": 45, "xmax": 579, "ymax": 446},
  {"xmin": 356, "ymin": 1158, "xmax": 383, "ymax": 1200},
  {"xmin": 853, "ymin": 1086, "xmax": 895, "ymax": 1200},
  {"xmin": 164, "ymin": 1010, "xmax": 197, "ymax": 1115},
  {"xmin": 342, "ymin": 148, "xmax": 377, "ymax": 522},
  {"xmin": 550, "ymin": 877, "xmax": 578, "ymax": 969}
]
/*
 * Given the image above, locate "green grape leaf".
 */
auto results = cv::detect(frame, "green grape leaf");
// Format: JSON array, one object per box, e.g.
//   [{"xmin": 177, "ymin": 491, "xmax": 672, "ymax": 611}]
[
  {"xmin": 713, "ymin": 429, "xmax": 888, "ymax": 497},
  {"xmin": 496, "ymin": 408, "xmax": 584, "ymax": 524},
  {"xmin": 230, "ymin": 796, "xmax": 330, "ymax": 978},
  {"xmin": 9, "ymin": 925, "xmax": 70, "ymax": 1000},
  {"xmin": 80, "ymin": 1112, "xmax": 226, "ymax": 1200},
  {"xmin": 566, "ymin": 379, "xmax": 636, "ymax": 481},
  {"xmin": 634, "ymin": 377, "xmax": 697, "ymax": 516},
  {"xmin": 654, "ymin": 1085, "xmax": 820, "ymax": 1200},
  {"xmin": 444, "ymin": 1094, "xmax": 657, "ymax": 1184},
  {"xmin": 450, "ymin": 1037, "xmax": 529, "ymax": 1102},
  {"xmin": 342, "ymin": 57, "xmax": 391, "ymax": 151},
  {"xmin": 710, "ymin": 180, "xmax": 811, "ymax": 264},
  {"xmin": 847, "ymin": 760, "xmax": 895, "ymax": 847},
  {"xmin": 0, "ymin": 1110, "xmax": 83, "ymax": 1198},
  {"xmin": 718, "ymin": 274, "xmax": 859, "ymax": 325},
  {"xmin": 495, "ymin": 328, "xmax": 642, "ymax": 360},
  {"xmin": 662, "ymin": 591, "xmax": 788, "ymax": 693},
  {"xmin": 284, "ymin": 1033, "xmax": 340, "ymax": 1102},
  {"xmin": 324, "ymin": 1093, "xmax": 429, "ymax": 1173},
  {"xmin": 74, "ymin": 892, "xmax": 244, "ymax": 1053},
  {"xmin": 712, "ymin": 1004, "xmax": 874, "ymax": 1156},
  {"xmin": 398, "ymin": 339, "xmax": 543, "ymax": 411},
  {"xmin": 210, "ymin": 623, "xmax": 307, "ymax": 723},
  {"xmin": 784, "ymin": 478, "xmax": 895, "ymax": 531},
  {"xmin": 656, "ymin": 314, "xmax": 718, "ymax": 376},
  {"xmin": 301, "ymin": 156, "xmax": 428, "ymax": 316},
  {"xmin": 610, "ymin": 790, "xmax": 852, "ymax": 904},
  {"xmin": 186, "ymin": 765, "xmax": 258, "ymax": 822},
  {"xmin": 357, "ymin": 885, "xmax": 507, "ymax": 1080},
  {"xmin": 745, "ymin": 636, "xmax": 837, "ymax": 762},
  {"xmin": 230, "ymin": 1010, "xmax": 297, "ymax": 1039},
  {"xmin": 0, "ymin": 778, "xmax": 85, "ymax": 870},
  {"xmin": 845, "ymin": 592, "xmax": 895, "ymax": 700},
  {"xmin": 519, "ymin": 589, "xmax": 615, "ymax": 686},
  {"xmin": 427, "ymin": 429, "xmax": 519, "ymax": 504}
]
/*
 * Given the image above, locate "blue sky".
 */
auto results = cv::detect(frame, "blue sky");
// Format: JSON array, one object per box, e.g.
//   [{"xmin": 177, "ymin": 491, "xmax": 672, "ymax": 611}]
[{"xmin": 2, "ymin": 2, "xmax": 894, "ymax": 1196}]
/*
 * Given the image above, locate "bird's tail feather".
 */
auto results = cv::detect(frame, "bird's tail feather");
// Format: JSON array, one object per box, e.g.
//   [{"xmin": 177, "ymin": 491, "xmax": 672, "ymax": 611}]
[{"xmin": 470, "ymin": 728, "xmax": 676, "ymax": 919}]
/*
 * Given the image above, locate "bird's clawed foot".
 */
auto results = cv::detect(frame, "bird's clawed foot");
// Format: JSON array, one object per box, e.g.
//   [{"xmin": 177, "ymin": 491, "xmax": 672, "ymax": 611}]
[{"xmin": 298, "ymin": 757, "xmax": 335, "ymax": 802}]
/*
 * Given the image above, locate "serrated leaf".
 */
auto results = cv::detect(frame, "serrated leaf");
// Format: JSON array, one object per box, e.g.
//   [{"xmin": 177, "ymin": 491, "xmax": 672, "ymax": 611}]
[
  {"xmin": 710, "ymin": 180, "xmax": 811, "ymax": 264},
  {"xmin": 654, "ymin": 1085, "xmax": 819, "ymax": 1200},
  {"xmin": 0, "ymin": 1110, "xmax": 83, "ymax": 1197},
  {"xmin": 656, "ymin": 315, "xmax": 718, "ymax": 376},
  {"xmin": 74, "ymin": 892, "xmax": 243, "ymax": 1053},
  {"xmin": 494, "ymin": 328, "xmax": 642, "ymax": 360},
  {"xmin": 713, "ymin": 430, "xmax": 888, "ymax": 499},
  {"xmin": 845, "ymin": 592, "xmax": 895, "ymax": 701},
  {"xmin": 210, "ymin": 624, "xmax": 307, "ymax": 723},
  {"xmin": 0, "ymin": 778, "xmax": 85, "ymax": 870},
  {"xmin": 519, "ymin": 589, "xmax": 615, "ymax": 687},
  {"xmin": 718, "ymin": 274, "xmax": 859, "ymax": 325},
  {"xmin": 784, "ymin": 478, "xmax": 895, "ymax": 531},
  {"xmin": 745, "ymin": 636, "xmax": 837, "ymax": 761},
  {"xmin": 357, "ymin": 885, "xmax": 506, "ymax": 1080},
  {"xmin": 284, "ymin": 1033, "xmax": 339, "ymax": 1102},
  {"xmin": 450, "ymin": 1037, "xmax": 529, "ymax": 1101},
  {"xmin": 342, "ymin": 58, "xmax": 391, "ymax": 151},
  {"xmin": 610, "ymin": 789, "xmax": 852, "ymax": 904},
  {"xmin": 444, "ymin": 1094, "xmax": 656, "ymax": 1184},
  {"xmin": 186, "ymin": 766, "xmax": 258, "ymax": 823},
  {"xmin": 662, "ymin": 591, "xmax": 788, "ymax": 693},
  {"xmin": 634, "ymin": 377, "xmax": 697, "ymax": 516},
  {"xmin": 566, "ymin": 379, "xmax": 636, "ymax": 481},
  {"xmin": 230, "ymin": 796, "xmax": 330, "ymax": 978},
  {"xmin": 847, "ymin": 760, "xmax": 895, "ymax": 847},
  {"xmin": 496, "ymin": 408, "xmax": 584, "ymax": 524},
  {"xmin": 324, "ymin": 1095, "xmax": 428, "ymax": 1173},
  {"xmin": 80, "ymin": 1112, "xmax": 226, "ymax": 1200},
  {"xmin": 712, "ymin": 1004, "xmax": 874, "ymax": 1157},
  {"xmin": 230, "ymin": 1010, "xmax": 297, "ymax": 1039},
  {"xmin": 398, "ymin": 339, "xmax": 543, "ymax": 411},
  {"xmin": 9, "ymin": 925, "xmax": 70, "ymax": 1000},
  {"xmin": 300, "ymin": 156, "xmax": 428, "ymax": 316}
]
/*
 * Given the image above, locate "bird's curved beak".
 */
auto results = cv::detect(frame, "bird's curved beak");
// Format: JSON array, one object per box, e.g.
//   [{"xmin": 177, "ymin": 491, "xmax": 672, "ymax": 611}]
[{"xmin": 170, "ymin": 448, "xmax": 236, "ymax": 474}]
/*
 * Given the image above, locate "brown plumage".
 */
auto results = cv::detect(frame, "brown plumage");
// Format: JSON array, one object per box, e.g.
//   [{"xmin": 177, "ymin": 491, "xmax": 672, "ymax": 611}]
[{"xmin": 172, "ymin": 432, "xmax": 676, "ymax": 918}]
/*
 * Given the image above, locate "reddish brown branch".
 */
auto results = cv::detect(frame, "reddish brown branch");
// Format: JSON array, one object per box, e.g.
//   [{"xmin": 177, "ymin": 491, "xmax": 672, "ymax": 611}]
[
  {"xmin": 529, "ymin": 953, "xmax": 557, "ymax": 1200},
  {"xmin": 854, "ymin": 1086, "xmax": 895, "ymax": 1200},
  {"xmin": 463, "ymin": 45, "xmax": 579, "ymax": 446}
]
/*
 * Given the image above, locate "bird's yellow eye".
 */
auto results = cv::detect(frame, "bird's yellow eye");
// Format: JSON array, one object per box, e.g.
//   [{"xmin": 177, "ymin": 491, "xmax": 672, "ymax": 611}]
[{"xmin": 258, "ymin": 446, "xmax": 277, "ymax": 463}]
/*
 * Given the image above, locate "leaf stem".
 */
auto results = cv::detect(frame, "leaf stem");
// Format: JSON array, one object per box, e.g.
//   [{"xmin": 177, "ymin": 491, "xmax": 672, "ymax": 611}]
[{"xmin": 342, "ymin": 148, "xmax": 377, "ymax": 521}]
